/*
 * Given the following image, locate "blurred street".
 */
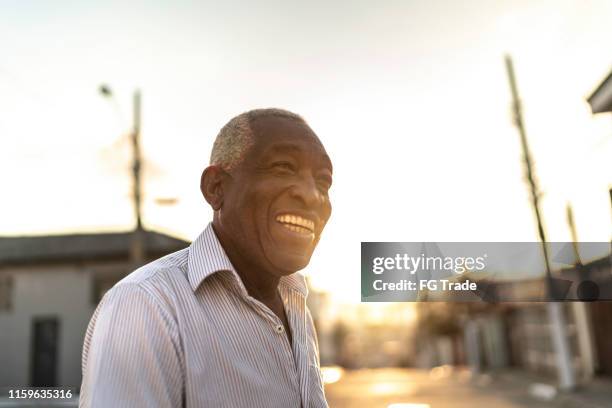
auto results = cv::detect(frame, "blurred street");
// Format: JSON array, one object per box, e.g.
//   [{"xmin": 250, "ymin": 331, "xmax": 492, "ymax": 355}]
[
  {"xmin": 1, "ymin": 367, "xmax": 611, "ymax": 407},
  {"xmin": 324, "ymin": 367, "xmax": 612, "ymax": 408}
]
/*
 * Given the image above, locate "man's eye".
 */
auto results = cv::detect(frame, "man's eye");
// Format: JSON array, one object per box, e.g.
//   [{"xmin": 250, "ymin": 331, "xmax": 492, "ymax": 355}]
[
  {"xmin": 272, "ymin": 162, "xmax": 295, "ymax": 172},
  {"xmin": 316, "ymin": 178, "xmax": 332, "ymax": 192}
]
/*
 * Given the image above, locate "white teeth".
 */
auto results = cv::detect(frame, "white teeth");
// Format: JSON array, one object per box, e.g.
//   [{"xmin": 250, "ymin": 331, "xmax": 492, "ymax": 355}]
[
  {"xmin": 275, "ymin": 214, "xmax": 315, "ymax": 232},
  {"xmin": 281, "ymin": 224, "xmax": 312, "ymax": 234}
]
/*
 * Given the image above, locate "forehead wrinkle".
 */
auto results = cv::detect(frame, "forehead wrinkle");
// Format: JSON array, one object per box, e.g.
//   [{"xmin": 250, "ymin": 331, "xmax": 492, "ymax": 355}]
[
  {"xmin": 259, "ymin": 143, "xmax": 304, "ymax": 156},
  {"xmin": 257, "ymin": 141, "xmax": 333, "ymax": 171}
]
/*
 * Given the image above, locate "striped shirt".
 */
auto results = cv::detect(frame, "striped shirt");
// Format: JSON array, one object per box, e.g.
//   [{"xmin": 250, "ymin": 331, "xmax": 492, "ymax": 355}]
[{"xmin": 79, "ymin": 223, "xmax": 328, "ymax": 408}]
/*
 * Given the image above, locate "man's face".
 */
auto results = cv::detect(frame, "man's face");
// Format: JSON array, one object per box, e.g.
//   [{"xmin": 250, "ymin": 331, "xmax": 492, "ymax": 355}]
[{"xmin": 219, "ymin": 116, "xmax": 332, "ymax": 277}]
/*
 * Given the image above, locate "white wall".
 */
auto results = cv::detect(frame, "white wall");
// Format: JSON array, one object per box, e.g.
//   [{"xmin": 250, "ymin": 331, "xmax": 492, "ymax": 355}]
[{"xmin": 0, "ymin": 265, "xmax": 96, "ymax": 387}]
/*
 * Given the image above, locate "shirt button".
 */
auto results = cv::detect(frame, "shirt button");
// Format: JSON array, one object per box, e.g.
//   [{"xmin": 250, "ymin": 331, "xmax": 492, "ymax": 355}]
[{"xmin": 275, "ymin": 324, "xmax": 284, "ymax": 334}]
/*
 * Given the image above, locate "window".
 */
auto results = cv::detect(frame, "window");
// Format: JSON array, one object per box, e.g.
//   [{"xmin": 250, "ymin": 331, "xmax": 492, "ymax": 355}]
[{"xmin": 0, "ymin": 274, "xmax": 13, "ymax": 312}]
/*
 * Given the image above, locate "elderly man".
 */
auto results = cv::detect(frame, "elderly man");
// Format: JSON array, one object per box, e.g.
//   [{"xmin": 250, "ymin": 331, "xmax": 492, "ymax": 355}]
[{"xmin": 79, "ymin": 108, "xmax": 332, "ymax": 408}]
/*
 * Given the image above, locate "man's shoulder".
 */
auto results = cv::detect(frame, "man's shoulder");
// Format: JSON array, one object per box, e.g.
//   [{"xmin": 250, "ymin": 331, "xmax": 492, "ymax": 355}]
[
  {"xmin": 107, "ymin": 248, "xmax": 190, "ymax": 306},
  {"xmin": 123, "ymin": 247, "xmax": 189, "ymax": 282}
]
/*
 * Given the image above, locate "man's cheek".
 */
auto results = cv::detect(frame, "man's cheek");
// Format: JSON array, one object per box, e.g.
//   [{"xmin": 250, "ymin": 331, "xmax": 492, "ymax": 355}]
[{"xmin": 320, "ymin": 203, "xmax": 332, "ymax": 229}]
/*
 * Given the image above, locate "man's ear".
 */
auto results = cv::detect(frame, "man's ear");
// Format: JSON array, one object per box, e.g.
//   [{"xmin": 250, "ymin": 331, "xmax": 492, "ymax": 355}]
[{"xmin": 201, "ymin": 165, "xmax": 228, "ymax": 211}]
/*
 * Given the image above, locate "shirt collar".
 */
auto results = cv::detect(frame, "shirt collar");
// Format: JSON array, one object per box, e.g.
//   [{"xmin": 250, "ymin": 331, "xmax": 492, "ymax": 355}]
[{"xmin": 187, "ymin": 223, "xmax": 308, "ymax": 297}]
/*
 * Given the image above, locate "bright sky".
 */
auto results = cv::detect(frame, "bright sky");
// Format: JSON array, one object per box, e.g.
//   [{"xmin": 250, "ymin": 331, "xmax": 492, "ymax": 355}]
[{"xmin": 1, "ymin": 0, "xmax": 611, "ymax": 303}]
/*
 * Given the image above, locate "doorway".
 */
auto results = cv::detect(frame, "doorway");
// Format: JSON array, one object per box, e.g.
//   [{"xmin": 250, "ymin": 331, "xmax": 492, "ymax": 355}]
[{"xmin": 31, "ymin": 317, "xmax": 60, "ymax": 387}]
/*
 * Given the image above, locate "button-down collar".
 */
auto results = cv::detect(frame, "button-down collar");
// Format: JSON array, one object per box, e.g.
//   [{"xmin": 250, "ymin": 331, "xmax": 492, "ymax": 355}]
[{"xmin": 187, "ymin": 223, "xmax": 309, "ymax": 298}]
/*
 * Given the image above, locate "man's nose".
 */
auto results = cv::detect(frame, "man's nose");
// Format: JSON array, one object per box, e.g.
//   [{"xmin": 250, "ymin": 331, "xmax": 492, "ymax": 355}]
[{"xmin": 290, "ymin": 173, "xmax": 326, "ymax": 208}]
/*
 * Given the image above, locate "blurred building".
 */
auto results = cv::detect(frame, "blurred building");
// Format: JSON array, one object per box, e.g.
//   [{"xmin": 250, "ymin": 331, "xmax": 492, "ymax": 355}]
[
  {"xmin": 458, "ymin": 253, "xmax": 611, "ymax": 384},
  {"xmin": 329, "ymin": 303, "xmax": 417, "ymax": 369},
  {"xmin": 306, "ymin": 285, "xmax": 337, "ymax": 365},
  {"xmin": 587, "ymin": 69, "xmax": 612, "ymax": 114},
  {"xmin": 566, "ymin": 256, "xmax": 612, "ymax": 378},
  {"xmin": 0, "ymin": 230, "xmax": 187, "ymax": 388}
]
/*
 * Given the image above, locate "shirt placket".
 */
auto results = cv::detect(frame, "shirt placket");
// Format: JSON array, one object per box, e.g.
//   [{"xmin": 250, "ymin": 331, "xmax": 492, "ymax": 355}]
[
  {"xmin": 226, "ymin": 276, "xmax": 302, "ymax": 402},
  {"xmin": 281, "ymin": 286, "xmax": 311, "ymax": 408}
]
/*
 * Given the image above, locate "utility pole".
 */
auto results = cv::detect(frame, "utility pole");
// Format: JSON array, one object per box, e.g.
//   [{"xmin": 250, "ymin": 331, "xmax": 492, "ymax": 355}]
[
  {"xmin": 99, "ymin": 85, "xmax": 145, "ymax": 267},
  {"xmin": 566, "ymin": 204, "xmax": 581, "ymax": 266},
  {"xmin": 566, "ymin": 203, "xmax": 597, "ymax": 380},
  {"xmin": 505, "ymin": 55, "xmax": 576, "ymax": 390},
  {"xmin": 609, "ymin": 187, "xmax": 612, "ymax": 220},
  {"xmin": 130, "ymin": 90, "xmax": 145, "ymax": 266}
]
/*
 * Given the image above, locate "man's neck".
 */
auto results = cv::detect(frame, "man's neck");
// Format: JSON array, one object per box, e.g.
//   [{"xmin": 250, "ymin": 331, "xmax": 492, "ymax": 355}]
[{"xmin": 211, "ymin": 222, "xmax": 281, "ymax": 303}]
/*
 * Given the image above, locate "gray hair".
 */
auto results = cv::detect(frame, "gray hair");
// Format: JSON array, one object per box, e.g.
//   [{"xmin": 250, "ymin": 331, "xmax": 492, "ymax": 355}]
[{"xmin": 210, "ymin": 108, "xmax": 307, "ymax": 171}]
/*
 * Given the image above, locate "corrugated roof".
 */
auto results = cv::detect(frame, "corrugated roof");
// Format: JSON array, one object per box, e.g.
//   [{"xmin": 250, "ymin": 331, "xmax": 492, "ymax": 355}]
[{"xmin": 0, "ymin": 230, "xmax": 190, "ymax": 265}]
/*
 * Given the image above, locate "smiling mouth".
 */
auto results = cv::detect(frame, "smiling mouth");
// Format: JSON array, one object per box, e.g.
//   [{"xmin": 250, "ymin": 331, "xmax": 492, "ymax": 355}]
[{"xmin": 275, "ymin": 214, "xmax": 315, "ymax": 237}]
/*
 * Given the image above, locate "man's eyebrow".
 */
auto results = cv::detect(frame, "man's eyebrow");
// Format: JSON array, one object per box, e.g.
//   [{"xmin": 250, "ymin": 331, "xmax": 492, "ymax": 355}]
[{"xmin": 321, "ymin": 154, "xmax": 333, "ymax": 173}]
